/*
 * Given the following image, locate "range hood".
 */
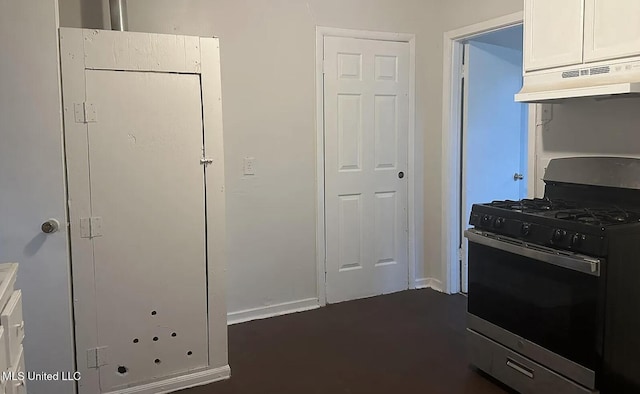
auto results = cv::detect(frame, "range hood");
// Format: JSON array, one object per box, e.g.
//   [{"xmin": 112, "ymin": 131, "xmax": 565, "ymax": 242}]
[{"xmin": 515, "ymin": 58, "xmax": 640, "ymax": 103}]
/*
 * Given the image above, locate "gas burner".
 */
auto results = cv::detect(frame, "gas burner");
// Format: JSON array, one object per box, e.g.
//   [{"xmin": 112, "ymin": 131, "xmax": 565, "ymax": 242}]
[
  {"xmin": 488, "ymin": 198, "xmax": 579, "ymax": 213},
  {"xmin": 554, "ymin": 207, "xmax": 640, "ymax": 226}
]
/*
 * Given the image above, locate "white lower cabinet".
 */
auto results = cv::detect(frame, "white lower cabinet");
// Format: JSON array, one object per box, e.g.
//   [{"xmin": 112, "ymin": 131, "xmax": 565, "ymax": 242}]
[
  {"xmin": 2, "ymin": 291, "xmax": 24, "ymax": 370},
  {"xmin": 5, "ymin": 348, "xmax": 25, "ymax": 394},
  {"xmin": 0, "ymin": 264, "xmax": 23, "ymax": 394},
  {"xmin": 0, "ymin": 327, "xmax": 7, "ymax": 394}
]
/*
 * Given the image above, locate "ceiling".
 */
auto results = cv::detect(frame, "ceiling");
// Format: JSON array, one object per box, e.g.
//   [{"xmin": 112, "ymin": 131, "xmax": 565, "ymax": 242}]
[{"xmin": 470, "ymin": 24, "xmax": 523, "ymax": 50}]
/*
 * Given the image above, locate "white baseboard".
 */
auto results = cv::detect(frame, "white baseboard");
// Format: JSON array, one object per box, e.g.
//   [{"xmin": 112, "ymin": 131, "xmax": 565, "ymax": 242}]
[
  {"xmin": 107, "ymin": 365, "xmax": 231, "ymax": 394},
  {"xmin": 227, "ymin": 298, "xmax": 320, "ymax": 325},
  {"xmin": 414, "ymin": 277, "xmax": 444, "ymax": 292}
]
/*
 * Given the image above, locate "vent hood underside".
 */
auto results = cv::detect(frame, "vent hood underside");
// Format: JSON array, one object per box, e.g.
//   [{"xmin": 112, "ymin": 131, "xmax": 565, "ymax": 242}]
[
  {"xmin": 515, "ymin": 59, "xmax": 640, "ymax": 103},
  {"xmin": 516, "ymin": 82, "xmax": 640, "ymax": 102}
]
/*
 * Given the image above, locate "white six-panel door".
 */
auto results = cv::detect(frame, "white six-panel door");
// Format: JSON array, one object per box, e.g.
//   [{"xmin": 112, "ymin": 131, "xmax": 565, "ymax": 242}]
[{"xmin": 324, "ymin": 36, "xmax": 409, "ymax": 304}]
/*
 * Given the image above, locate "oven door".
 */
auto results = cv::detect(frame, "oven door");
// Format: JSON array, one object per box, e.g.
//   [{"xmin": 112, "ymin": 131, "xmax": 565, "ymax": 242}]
[{"xmin": 465, "ymin": 229, "xmax": 603, "ymax": 389}]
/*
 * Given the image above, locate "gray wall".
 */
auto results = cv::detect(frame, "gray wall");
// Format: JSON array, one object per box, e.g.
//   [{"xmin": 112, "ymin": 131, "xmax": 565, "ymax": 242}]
[
  {"xmin": 13, "ymin": 2, "xmax": 635, "ymax": 393},
  {"xmin": 428, "ymin": 0, "xmax": 525, "ymax": 288},
  {"xmin": 535, "ymin": 98, "xmax": 640, "ymax": 196},
  {"xmin": 57, "ymin": 0, "xmax": 523, "ymax": 312},
  {"xmin": 0, "ymin": 1, "xmax": 75, "ymax": 394},
  {"xmin": 59, "ymin": 0, "xmax": 433, "ymax": 313}
]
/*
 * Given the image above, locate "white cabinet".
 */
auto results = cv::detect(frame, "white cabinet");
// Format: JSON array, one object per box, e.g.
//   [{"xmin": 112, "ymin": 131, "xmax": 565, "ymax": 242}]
[
  {"xmin": 524, "ymin": 0, "xmax": 640, "ymax": 73},
  {"xmin": 1, "ymin": 291, "xmax": 23, "ymax": 371},
  {"xmin": 584, "ymin": 0, "xmax": 640, "ymax": 62},
  {"xmin": 524, "ymin": 0, "xmax": 584, "ymax": 71},
  {"xmin": 4, "ymin": 348, "xmax": 24, "ymax": 394},
  {"xmin": 0, "ymin": 264, "xmax": 22, "ymax": 394}
]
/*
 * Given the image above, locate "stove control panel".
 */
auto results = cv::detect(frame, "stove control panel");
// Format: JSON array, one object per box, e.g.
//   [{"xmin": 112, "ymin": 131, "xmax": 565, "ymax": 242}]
[
  {"xmin": 469, "ymin": 211, "xmax": 607, "ymax": 257},
  {"xmin": 552, "ymin": 229, "xmax": 567, "ymax": 242},
  {"xmin": 571, "ymin": 234, "xmax": 586, "ymax": 247}
]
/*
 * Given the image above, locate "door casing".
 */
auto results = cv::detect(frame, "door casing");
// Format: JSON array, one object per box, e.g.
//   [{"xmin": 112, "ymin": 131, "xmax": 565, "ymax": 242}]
[
  {"xmin": 441, "ymin": 13, "xmax": 538, "ymax": 295},
  {"xmin": 315, "ymin": 27, "xmax": 418, "ymax": 306}
]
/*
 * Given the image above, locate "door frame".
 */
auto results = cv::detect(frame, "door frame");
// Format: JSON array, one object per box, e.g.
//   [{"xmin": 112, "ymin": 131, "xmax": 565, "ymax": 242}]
[
  {"xmin": 315, "ymin": 27, "xmax": 417, "ymax": 306},
  {"xmin": 441, "ymin": 12, "xmax": 539, "ymax": 294}
]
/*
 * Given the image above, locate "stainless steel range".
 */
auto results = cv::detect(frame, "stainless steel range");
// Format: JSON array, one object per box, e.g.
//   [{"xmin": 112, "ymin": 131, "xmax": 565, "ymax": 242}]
[{"xmin": 465, "ymin": 157, "xmax": 640, "ymax": 394}]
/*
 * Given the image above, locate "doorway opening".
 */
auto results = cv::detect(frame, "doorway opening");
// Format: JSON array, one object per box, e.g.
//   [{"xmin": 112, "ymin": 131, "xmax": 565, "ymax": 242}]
[
  {"xmin": 460, "ymin": 25, "xmax": 529, "ymax": 292},
  {"xmin": 441, "ymin": 13, "xmax": 537, "ymax": 295}
]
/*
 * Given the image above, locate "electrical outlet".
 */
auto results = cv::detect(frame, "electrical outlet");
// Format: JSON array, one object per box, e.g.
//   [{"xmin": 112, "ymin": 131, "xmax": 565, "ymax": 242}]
[{"xmin": 243, "ymin": 157, "xmax": 255, "ymax": 175}]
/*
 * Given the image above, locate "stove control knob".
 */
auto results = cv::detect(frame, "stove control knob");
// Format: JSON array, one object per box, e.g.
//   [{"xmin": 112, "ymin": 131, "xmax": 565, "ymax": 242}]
[
  {"xmin": 482, "ymin": 215, "xmax": 493, "ymax": 226},
  {"xmin": 494, "ymin": 217, "xmax": 505, "ymax": 228},
  {"xmin": 571, "ymin": 234, "xmax": 585, "ymax": 247},
  {"xmin": 521, "ymin": 223, "xmax": 531, "ymax": 236},
  {"xmin": 552, "ymin": 229, "xmax": 567, "ymax": 242}
]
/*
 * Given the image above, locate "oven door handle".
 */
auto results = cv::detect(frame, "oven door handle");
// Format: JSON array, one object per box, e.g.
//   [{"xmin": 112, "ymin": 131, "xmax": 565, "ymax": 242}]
[{"xmin": 464, "ymin": 229, "xmax": 601, "ymax": 276}]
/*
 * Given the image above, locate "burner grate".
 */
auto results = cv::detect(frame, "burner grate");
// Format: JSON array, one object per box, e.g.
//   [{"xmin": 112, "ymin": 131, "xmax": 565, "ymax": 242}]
[
  {"xmin": 488, "ymin": 198, "xmax": 578, "ymax": 212},
  {"xmin": 554, "ymin": 206, "xmax": 640, "ymax": 226}
]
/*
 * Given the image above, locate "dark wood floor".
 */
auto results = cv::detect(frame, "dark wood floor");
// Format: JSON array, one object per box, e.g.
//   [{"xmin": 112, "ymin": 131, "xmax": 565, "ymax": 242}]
[{"xmin": 180, "ymin": 289, "xmax": 513, "ymax": 394}]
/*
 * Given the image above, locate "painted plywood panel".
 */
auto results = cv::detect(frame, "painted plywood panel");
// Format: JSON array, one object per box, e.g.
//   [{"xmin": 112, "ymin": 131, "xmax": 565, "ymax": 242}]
[
  {"xmin": 85, "ymin": 69, "xmax": 208, "ymax": 391},
  {"xmin": 83, "ymin": 29, "xmax": 201, "ymax": 73}
]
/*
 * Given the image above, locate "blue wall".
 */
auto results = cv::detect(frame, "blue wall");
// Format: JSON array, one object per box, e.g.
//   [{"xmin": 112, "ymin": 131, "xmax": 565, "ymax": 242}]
[{"xmin": 464, "ymin": 25, "xmax": 528, "ymax": 231}]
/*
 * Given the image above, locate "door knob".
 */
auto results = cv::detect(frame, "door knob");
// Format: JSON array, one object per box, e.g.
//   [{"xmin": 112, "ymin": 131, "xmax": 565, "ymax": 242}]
[
  {"xmin": 513, "ymin": 173, "xmax": 524, "ymax": 181},
  {"xmin": 41, "ymin": 219, "xmax": 60, "ymax": 234},
  {"xmin": 398, "ymin": 171, "xmax": 405, "ymax": 179}
]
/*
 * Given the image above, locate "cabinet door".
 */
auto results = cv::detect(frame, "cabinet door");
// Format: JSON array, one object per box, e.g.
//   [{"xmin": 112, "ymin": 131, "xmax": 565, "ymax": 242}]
[
  {"xmin": 584, "ymin": 0, "xmax": 640, "ymax": 62},
  {"xmin": 524, "ymin": 0, "xmax": 584, "ymax": 72}
]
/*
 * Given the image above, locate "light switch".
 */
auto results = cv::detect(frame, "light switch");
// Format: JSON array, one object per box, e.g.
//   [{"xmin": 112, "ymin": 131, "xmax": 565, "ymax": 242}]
[{"xmin": 243, "ymin": 157, "xmax": 255, "ymax": 175}]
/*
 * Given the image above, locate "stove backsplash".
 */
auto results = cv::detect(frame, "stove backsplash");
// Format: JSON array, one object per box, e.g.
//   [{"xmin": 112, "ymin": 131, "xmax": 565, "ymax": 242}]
[{"xmin": 535, "ymin": 98, "xmax": 640, "ymax": 198}]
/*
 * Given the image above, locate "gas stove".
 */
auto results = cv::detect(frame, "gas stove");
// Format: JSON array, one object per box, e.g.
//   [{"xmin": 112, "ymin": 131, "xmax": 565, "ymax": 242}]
[
  {"xmin": 465, "ymin": 157, "xmax": 640, "ymax": 394},
  {"xmin": 469, "ymin": 198, "xmax": 640, "ymax": 256}
]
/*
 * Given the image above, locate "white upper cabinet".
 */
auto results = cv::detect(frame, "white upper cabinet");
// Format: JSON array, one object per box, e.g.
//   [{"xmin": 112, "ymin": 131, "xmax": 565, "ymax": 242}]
[
  {"xmin": 524, "ymin": 0, "xmax": 584, "ymax": 72},
  {"xmin": 584, "ymin": 0, "xmax": 640, "ymax": 63}
]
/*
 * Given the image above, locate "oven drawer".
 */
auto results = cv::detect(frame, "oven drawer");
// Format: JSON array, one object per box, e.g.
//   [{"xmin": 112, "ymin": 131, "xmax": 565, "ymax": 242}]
[{"xmin": 468, "ymin": 329, "xmax": 598, "ymax": 394}]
